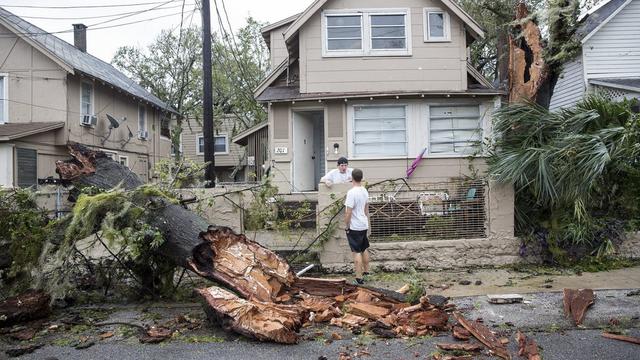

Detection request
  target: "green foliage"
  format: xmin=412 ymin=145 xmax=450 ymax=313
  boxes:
xmin=0 ymin=188 xmax=51 ymax=286
xmin=489 ymin=96 xmax=640 ymax=262
xmin=55 ymin=186 xmax=178 ymax=298
xmin=153 ymin=158 xmax=208 ymax=190
xmin=244 ymin=177 xmax=279 ymax=231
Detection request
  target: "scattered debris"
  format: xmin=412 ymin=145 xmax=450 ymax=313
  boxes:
xmin=436 ymin=342 xmax=484 ymax=351
xmin=459 ymin=280 xmax=472 ymax=286
xmin=396 ymin=284 xmax=411 ymax=294
xmin=0 ymin=290 xmax=50 ymax=326
xmin=516 ymin=330 xmax=541 ymax=360
xmin=453 ymin=312 xmax=511 ymax=360
xmin=563 ymin=288 xmax=595 ymax=326
xmin=602 ymin=332 xmax=640 ymax=345
xmin=452 ymin=325 xmax=471 ymax=341
xmin=139 ymin=326 xmax=174 ymax=344
xmin=8 ymin=328 xmax=37 ymax=341
xmin=487 ymin=294 xmax=524 ymax=304
xmin=99 ymin=331 xmax=114 ymax=339
xmin=626 ymin=290 xmax=640 ymax=297
xmin=5 ymin=343 xmax=44 ymax=357
xmin=475 ymin=280 xmax=482 ymax=286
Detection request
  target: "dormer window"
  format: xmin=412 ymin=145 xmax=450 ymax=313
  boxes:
xmin=323 ymin=9 xmax=411 ymax=57
xmin=424 ymin=8 xmax=450 ymax=42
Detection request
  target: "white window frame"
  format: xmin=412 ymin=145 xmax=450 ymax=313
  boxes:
xmin=80 ymin=80 xmax=94 ymax=119
xmin=197 ymin=133 xmax=229 ymax=155
xmin=118 ymin=155 xmax=129 ymax=168
xmin=322 ymin=8 xmax=412 ymax=57
xmin=423 ymin=8 xmax=451 ymax=42
xmin=348 ymin=103 xmax=409 ymax=159
xmin=214 ymin=134 xmax=229 ymax=155
xmin=0 ymin=73 xmax=8 ymax=124
xmin=102 ymin=150 xmax=117 ymax=161
xmin=426 ymin=104 xmax=485 ymax=157
xmin=138 ymin=104 xmax=147 ymax=132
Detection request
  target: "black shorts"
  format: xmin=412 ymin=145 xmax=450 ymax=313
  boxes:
xmin=346 ymin=229 xmax=369 ymax=253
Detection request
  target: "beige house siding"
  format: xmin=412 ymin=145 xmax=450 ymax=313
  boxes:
xmin=0 ymin=23 xmax=68 ymax=126
xmin=269 ymin=25 xmax=290 ymax=69
xmin=0 ymin=22 xmax=172 ymax=185
xmin=270 ymin=97 xmax=497 ymax=194
xmin=298 ymin=0 xmax=468 ymax=94
xmin=181 ymin=116 xmax=247 ymax=181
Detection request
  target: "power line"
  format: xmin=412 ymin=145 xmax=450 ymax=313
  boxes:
xmin=0 ymin=1 xmax=182 ymax=9
xmin=15 ymin=3 xmax=191 ymax=21
xmin=88 ymin=0 xmax=175 ymax=28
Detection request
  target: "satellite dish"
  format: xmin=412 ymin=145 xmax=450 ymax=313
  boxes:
xmin=106 ymin=113 xmax=120 ymax=129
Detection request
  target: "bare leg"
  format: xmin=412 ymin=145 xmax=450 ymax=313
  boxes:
xmin=352 ymin=252 xmax=363 ymax=279
xmin=362 ymin=249 xmax=370 ymax=273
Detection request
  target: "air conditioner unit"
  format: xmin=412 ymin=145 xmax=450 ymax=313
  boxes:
xmin=137 ymin=130 xmax=149 ymax=139
xmin=81 ymin=114 xmax=97 ymax=126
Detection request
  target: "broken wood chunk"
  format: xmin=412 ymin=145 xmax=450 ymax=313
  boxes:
xmin=196 ymin=286 xmax=303 ymax=344
xmin=396 ymin=284 xmax=411 ymax=294
xmin=436 ymin=342 xmax=484 ymax=352
xmin=338 ymin=314 xmax=369 ymax=329
xmin=0 ymin=290 xmax=50 ymax=327
xmin=602 ymin=332 xmax=640 ymax=345
xmin=189 ymin=227 xmax=296 ymax=303
xmin=563 ymin=288 xmax=595 ymax=326
xmin=408 ymin=309 xmax=449 ymax=331
xmin=452 ymin=325 xmax=471 ymax=341
xmin=453 ymin=312 xmax=511 ymax=360
xmin=139 ymin=326 xmax=173 ymax=344
xmin=420 ymin=294 xmax=449 ymax=309
xmin=516 ymin=330 xmax=541 ymax=360
xmin=487 ymin=294 xmax=524 ymax=304
xmin=346 ymin=302 xmax=391 ymax=320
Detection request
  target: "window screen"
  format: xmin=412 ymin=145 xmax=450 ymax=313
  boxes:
xmin=353 ymin=106 xmax=407 ymax=157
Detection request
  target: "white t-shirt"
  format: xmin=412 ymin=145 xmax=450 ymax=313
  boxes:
xmin=322 ymin=168 xmax=353 ymax=184
xmin=345 ymin=186 xmax=369 ymax=231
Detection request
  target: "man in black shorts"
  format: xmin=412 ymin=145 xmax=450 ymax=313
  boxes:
xmin=344 ymin=169 xmax=370 ymax=284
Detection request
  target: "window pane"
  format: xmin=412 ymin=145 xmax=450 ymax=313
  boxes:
xmin=429 ymin=106 xmax=482 ymax=154
xmin=429 ymin=12 xmax=445 ymax=38
xmin=372 ymin=38 xmax=406 ymax=49
xmin=327 ymin=27 xmax=362 ymax=39
xmin=81 ymin=83 xmax=92 ymax=115
xmin=198 ymin=137 xmax=204 ymax=153
xmin=138 ymin=106 xmax=146 ymax=130
xmin=371 ymin=26 xmax=405 ymax=38
xmin=16 ymin=148 xmax=37 ymax=188
xmin=328 ymin=39 xmax=362 ymax=50
xmin=214 ymin=136 xmax=227 ymax=153
xmin=353 ymin=106 xmax=407 ymax=157
xmin=327 ymin=15 xmax=361 ymax=26
xmin=371 ymin=14 xmax=404 ymax=26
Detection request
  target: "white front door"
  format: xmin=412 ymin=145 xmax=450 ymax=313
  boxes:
xmin=293 ymin=112 xmax=315 ymax=192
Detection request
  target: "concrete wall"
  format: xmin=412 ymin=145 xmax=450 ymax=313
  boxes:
xmin=298 ymin=0 xmax=468 ymax=93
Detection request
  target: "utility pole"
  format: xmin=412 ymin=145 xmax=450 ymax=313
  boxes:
xmin=202 ymin=0 xmax=215 ymax=187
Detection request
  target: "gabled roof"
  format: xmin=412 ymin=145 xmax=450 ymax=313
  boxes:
xmin=0 ymin=7 xmax=176 ymax=114
xmin=232 ymin=122 xmax=268 ymax=146
xmin=283 ymin=0 xmax=484 ymax=44
xmin=577 ymin=0 xmax=631 ymax=43
xmin=260 ymin=13 xmax=301 ymax=49
xmin=253 ymin=58 xmax=289 ymax=98
xmin=0 ymin=122 xmax=64 ymax=141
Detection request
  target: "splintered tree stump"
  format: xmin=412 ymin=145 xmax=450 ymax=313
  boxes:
xmin=516 ymin=330 xmax=542 ymax=360
xmin=196 ymin=287 xmax=304 ymax=344
xmin=453 ymin=312 xmax=511 ymax=360
xmin=563 ymin=288 xmax=595 ymax=326
xmin=0 ymin=290 xmax=50 ymax=326
xmin=508 ymin=2 xmax=547 ymax=104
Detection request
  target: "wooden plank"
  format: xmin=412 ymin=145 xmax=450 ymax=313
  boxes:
xmin=347 ymin=303 xmax=391 ymax=320
xmin=602 ymin=332 xmax=640 ymax=345
xmin=453 ymin=312 xmax=511 ymax=360
xmin=563 ymin=288 xmax=595 ymax=326
xmin=516 ymin=330 xmax=542 ymax=360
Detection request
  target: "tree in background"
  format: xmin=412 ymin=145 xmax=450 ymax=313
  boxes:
xmin=112 ymin=18 xmax=269 ymax=157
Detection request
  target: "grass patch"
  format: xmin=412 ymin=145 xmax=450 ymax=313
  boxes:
xmin=178 ymin=335 xmax=225 ymax=343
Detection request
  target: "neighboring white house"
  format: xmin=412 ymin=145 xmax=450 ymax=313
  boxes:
xmin=550 ymin=0 xmax=640 ymax=110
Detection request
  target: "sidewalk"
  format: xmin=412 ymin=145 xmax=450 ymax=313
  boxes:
xmin=367 ymin=265 xmax=640 ymax=298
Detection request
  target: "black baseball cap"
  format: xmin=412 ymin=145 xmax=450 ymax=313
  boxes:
xmin=337 ymin=157 xmax=348 ymax=165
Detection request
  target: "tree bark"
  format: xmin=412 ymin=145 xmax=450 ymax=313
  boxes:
xmin=0 ymin=290 xmax=50 ymax=327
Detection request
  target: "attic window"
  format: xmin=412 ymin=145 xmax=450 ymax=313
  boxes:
xmin=323 ymin=9 xmax=411 ymax=57
xmin=424 ymin=8 xmax=450 ymax=42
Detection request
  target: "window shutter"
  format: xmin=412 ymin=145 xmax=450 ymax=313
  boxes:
xmin=16 ymin=148 xmax=37 ymax=188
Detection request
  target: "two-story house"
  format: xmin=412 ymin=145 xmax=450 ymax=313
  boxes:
xmin=254 ymin=0 xmax=519 ymax=270
xmin=550 ymin=0 xmax=640 ymax=110
xmin=180 ymin=115 xmax=248 ymax=183
xmin=0 ymin=7 xmax=176 ymax=188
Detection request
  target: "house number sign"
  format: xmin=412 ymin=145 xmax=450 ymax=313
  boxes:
xmin=274 ymin=147 xmax=288 ymax=154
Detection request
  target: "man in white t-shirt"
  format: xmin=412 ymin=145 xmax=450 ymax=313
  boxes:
xmin=320 ymin=157 xmax=352 ymax=187
xmin=344 ymin=168 xmax=370 ymax=285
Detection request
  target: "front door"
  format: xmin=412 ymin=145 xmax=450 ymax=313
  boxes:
xmin=293 ymin=111 xmax=315 ymax=192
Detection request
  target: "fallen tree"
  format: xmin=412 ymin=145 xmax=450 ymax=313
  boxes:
xmin=53 ymin=144 xmax=454 ymax=344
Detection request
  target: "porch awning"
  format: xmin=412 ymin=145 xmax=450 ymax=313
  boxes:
xmin=0 ymin=122 xmax=64 ymax=141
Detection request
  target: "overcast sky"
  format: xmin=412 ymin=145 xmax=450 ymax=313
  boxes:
xmin=1 ymin=0 xmax=309 ymax=63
